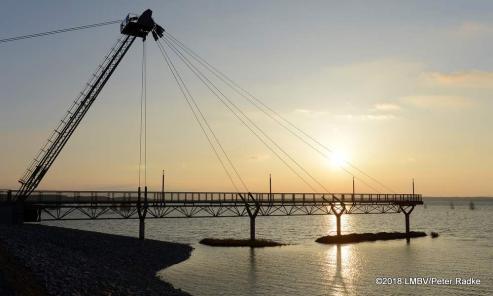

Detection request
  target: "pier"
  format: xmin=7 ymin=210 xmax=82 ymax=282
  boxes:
xmin=1 ymin=190 xmax=422 ymax=240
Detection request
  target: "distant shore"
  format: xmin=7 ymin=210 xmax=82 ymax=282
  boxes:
xmin=0 ymin=224 xmax=192 ymax=296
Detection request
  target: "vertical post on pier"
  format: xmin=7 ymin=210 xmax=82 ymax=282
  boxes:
xmin=269 ymin=173 xmax=272 ymax=203
xmin=352 ymin=176 xmax=355 ymax=202
xmin=161 ymin=170 xmax=165 ymax=203
xmin=412 ymin=178 xmax=415 ymax=195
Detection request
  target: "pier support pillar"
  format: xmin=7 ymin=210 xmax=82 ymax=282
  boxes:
xmin=139 ymin=219 xmax=145 ymax=240
xmin=137 ymin=186 xmax=148 ymax=240
xmin=405 ymin=214 xmax=410 ymax=234
xmin=240 ymin=193 xmax=260 ymax=241
xmin=336 ymin=214 xmax=342 ymax=236
xmin=246 ymin=206 xmax=260 ymax=241
xmin=399 ymin=205 xmax=415 ymax=236
xmin=331 ymin=203 xmax=346 ymax=236
xmin=250 ymin=215 xmax=256 ymax=241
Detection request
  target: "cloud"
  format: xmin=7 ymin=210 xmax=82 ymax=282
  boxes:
xmin=455 ymin=21 xmax=493 ymax=37
xmin=424 ymin=70 xmax=493 ymax=88
xmin=334 ymin=102 xmax=400 ymax=121
xmin=402 ymin=95 xmax=474 ymax=109
xmin=294 ymin=108 xmax=329 ymax=118
xmin=364 ymin=114 xmax=396 ymax=120
xmin=335 ymin=114 xmax=396 ymax=121
xmin=373 ymin=103 xmax=401 ymax=111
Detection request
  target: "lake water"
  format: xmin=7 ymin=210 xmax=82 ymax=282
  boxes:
xmin=43 ymin=198 xmax=492 ymax=295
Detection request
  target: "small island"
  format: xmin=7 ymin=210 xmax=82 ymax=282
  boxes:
xmin=200 ymin=238 xmax=285 ymax=247
xmin=316 ymin=231 xmax=427 ymax=244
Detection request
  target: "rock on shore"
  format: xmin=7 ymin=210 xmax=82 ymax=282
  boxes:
xmin=0 ymin=224 xmax=193 ymax=296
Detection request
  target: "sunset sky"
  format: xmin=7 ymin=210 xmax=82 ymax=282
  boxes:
xmin=1 ymin=1 xmax=492 ymax=196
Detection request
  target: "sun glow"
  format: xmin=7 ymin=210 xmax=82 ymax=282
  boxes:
xmin=328 ymin=151 xmax=349 ymax=169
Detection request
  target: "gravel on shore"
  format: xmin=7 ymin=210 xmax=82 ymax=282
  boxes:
xmin=0 ymin=270 xmax=15 ymax=296
xmin=0 ymin=224 xmax=193 ymax=296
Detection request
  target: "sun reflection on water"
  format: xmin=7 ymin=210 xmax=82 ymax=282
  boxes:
xmin=322 ymin=244 xmax=355 ymax=295
xmin=321 ymin=213 xmax=360 ymax=295
xmin=324 ymin=211 xmax=352 ymax=235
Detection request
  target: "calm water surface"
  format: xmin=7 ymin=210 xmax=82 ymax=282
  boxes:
xmin=44 ymin=198 xmax=492 ymax=295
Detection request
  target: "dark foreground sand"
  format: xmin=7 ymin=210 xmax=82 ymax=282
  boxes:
xmin=0 ymin=224 xmax=193 ymax=296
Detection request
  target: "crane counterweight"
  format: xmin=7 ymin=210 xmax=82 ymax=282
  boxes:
xmin=121 ymin=9 xmax=163 ymax=40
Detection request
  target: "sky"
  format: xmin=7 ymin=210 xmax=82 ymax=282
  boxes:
xmin=1 ymin=0 xmax=492 ymax=196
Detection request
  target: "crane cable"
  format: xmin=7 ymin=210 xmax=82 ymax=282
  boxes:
xmin=0 ymin=18 xmax=395 ymax=193
xmin=138 ymin=41 xmax=147 ymax=188
xmin=159 ymin=37 xmax=326 ymax=193
xmin=0 ymin=20 xmax=121 ymax=44
xmin=162 ymin=31 xmax=395 ymax=194
xmin=0 ymin=17 xmax=394 ymax=193
xmin=155 ymin=39 xmax=246 ymax=192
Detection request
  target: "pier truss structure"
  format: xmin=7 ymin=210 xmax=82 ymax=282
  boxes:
xmin=1 ymin=190 xmax=422 ymax=239
xmin=1 ymin=190 xmax=421 ymax=220
xmin=0 ymin=190 xmax=421 ymax=234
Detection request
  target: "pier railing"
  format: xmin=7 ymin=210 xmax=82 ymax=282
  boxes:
xmin=0 ymin=190 xmax=422 ymax=205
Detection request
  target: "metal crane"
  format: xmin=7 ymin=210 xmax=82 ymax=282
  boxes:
xmin=16 ymin=9 xmax=164 ymax=203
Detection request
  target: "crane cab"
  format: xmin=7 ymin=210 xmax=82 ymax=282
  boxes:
xmin=120 ymin=9 xmax=156 ymax=39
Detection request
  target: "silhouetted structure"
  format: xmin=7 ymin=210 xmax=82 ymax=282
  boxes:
xmin=0 ymin=9 xmax=424 ymax=242
xmin=1 ymin=190 xmax=422 ymax=240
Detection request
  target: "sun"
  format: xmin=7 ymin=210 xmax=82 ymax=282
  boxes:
xmin=328 ymin=151 xmax=348 ymax=169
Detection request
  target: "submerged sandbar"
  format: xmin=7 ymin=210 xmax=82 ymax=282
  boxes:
xmin=316 ymin=231 xmax=427 ymax=244
xmin=200 ymin=238 xmax=285 ymax=247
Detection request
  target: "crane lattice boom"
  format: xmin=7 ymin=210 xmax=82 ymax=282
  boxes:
xmin=16 ymin=9 xmax=162 ymax=200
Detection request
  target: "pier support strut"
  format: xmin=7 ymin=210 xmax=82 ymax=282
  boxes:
xmin=246 ymin=204 xmax=260 ymax=241
xmin=240 ymin=193 xmax=260 ymax=241
xmin=399 ymin=205 xmax=415 ymax=236
xmin=137 ymin=186 xmax=148 ymax=240
xmin=331 ymin=203 xmax=346 ymax=236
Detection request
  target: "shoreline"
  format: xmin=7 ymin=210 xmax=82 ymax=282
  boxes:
xmin=0 ymin=224 xmax=193 ymax=296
